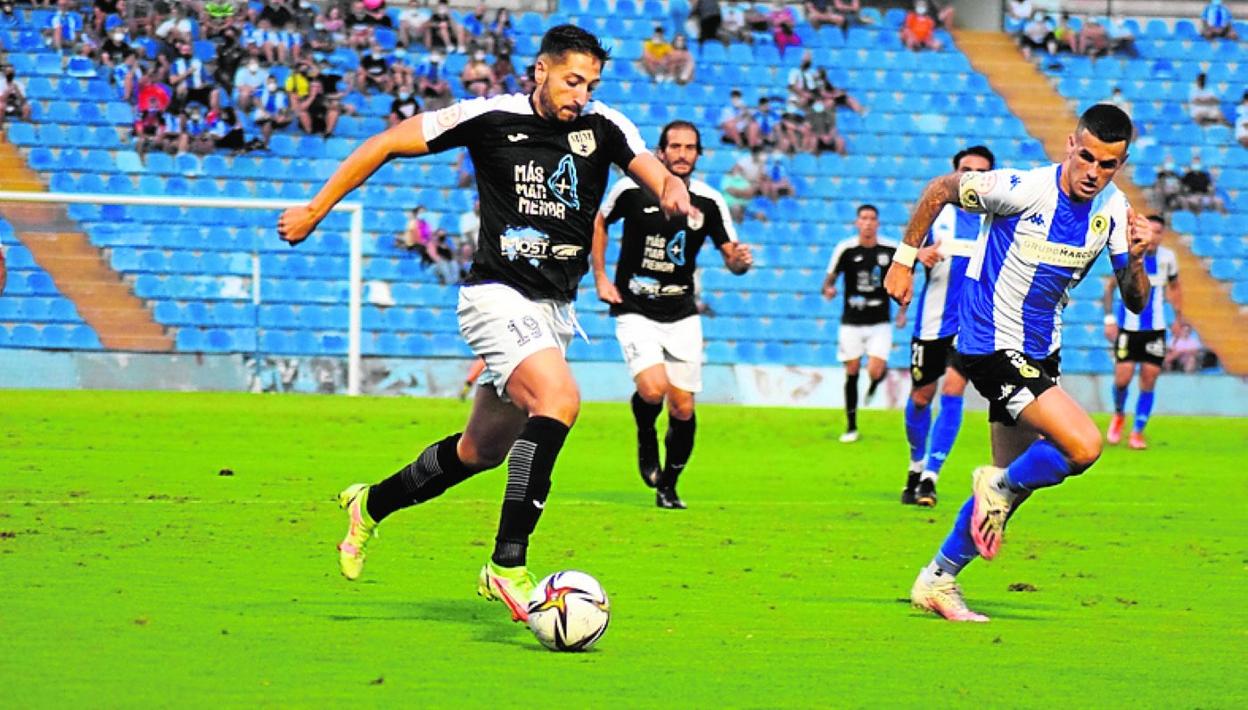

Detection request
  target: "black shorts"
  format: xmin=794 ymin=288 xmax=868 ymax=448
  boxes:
xmin=910 ymin=335 xmax=965 ymax=388
xmin=1114 ymin=329 xmax=1165 ymax=366
xmin=960 ymin=349 xmax=1061 ymax=425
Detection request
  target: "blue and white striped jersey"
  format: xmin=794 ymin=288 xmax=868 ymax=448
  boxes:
xmin=956 ymin=164 xmax=1131 ymax=357
xmin=1115 ymin=246 xmax=1177 ymax=332
xmin=913 ymin=204 xmax=984 ymax=340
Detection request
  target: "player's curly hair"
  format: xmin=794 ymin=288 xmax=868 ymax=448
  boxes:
xmin=539 ymin=24 xmax=611 ymax=65
xmin=1078 ymin=104 xmax=1134 ymax=147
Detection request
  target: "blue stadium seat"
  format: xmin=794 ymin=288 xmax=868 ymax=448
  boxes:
xmin=69 ymin=325 xmax=101 ymax=349
xmin=176 ymin=328 xmax=207 ymax=351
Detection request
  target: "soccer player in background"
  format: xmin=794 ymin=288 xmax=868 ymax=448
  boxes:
xmin=899 ymin=146 xmax=994 ymax=507
xmin=821 ymin=205 xmax=904 ymax=443
xmin=592 ymin=120 xmax=754 ymax=509
xmin=885 ymin=104 xmax=1152 ymax=621
xmin=277 ymin=25 xmax=696 ymax=623
xmin=1102 ymin=214 xmax=1181 ymax=450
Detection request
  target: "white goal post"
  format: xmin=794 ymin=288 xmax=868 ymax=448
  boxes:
xmin=0 ymin=191 xmax=367 ymax=395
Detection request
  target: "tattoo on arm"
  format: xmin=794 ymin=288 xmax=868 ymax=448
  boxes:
xmin=1114 ymin=260 xmax=1149 ymax=314
xmin=902 ymin=173 xmax=961 ymax=249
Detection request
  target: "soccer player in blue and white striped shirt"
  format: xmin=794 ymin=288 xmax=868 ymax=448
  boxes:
xmin=899 ymin=146 xmax=993 ymax=508
xmin=885 ymin=104 xmax=1153 ymax=621
xmin=1102 ymin=214 xmax=1182 ymax=450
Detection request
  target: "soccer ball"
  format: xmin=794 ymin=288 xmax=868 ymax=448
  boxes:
xmin=526 ymin=570 xmax=610 ymax=652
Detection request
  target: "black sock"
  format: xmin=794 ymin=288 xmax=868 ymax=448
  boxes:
xmin=866 ymin=373 xmax=885 ymax=398
xmin=631 ymin=391 xmax=662 ymax=433
xmin=845 ymin=373 xmax=859 ymax=431
xmin=366 ymin=433 xmax=481 ymax=523
xmin=492 ymin=416 xmax=570 ymax=568
xmin=660 ymin=413 xmax=696 ymax=489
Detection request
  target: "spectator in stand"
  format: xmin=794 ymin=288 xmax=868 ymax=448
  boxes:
xmin=804 ymin=0 xmax=850 ymax=32
xmin=317 ymin=4 xmax=348 ymax=45
xmin=754 ymin=96 xmax=783 ymax=148
xmin=1006 ymin=0 xmax=1033 ymax=27
xmin=1076 ymin=17 xmax=1111 ymax=57
xmin=345 ymin=1 xmax=375 ymax=50
xmin=1200 ymin=0 xmax=1238 ymax=40
xmin=455 ymin=149 xmax=474 ymax=188
xmin=1103 ymin=15 xmax=1138 ymax=57
xmin=422 ymin=0 xmax=459 ymax=53
xmin=208 ymin=106 xmax=252 ymax=153
xmin=259 ymin=0 xmax=297 ymax=34
xmin=667 ymin=34 xmax=695 ymax=85
xmin=776 ymin=109 xmax=812 ymax=155
xmin=213 ymin=25 xmax=247 ymax=92
xmin=284 ymin=61 xmax=312 ymax=100
xmin=735 ymin=148 xmax=792 ymax=200
xmin=202 ymin=1 xmax=240 ymax=39
xmin=357 ymin=40 xmax=393 ymax=94
xmin=296 ymin=63 xmax=341 ymax=137
xmin=154 ymin=4 xmax=194 ymax=45
xmin=181 ymin=104 xmax=215 ymax=155
xmin=769 ymin=0 xmax=802 ymax=55
xmin=492 ymin=49 xmax=520 ymax=94
xmin=807 ymin=100 xmax=845 ymax=154
xmin=719 ymin=89 xmax=761 ymax=148
xmin=388 ymin=85 xmax=420 ymax=127
xmin=360 ymin=0 xmax=394 ymax=31
xmin=641 ymin=26 xmax=674 ymax=83
xmin=48 ymin=0 xmax=86 ymax=54
xmin=1189 ymin=73 xmax=1228 ymax=126
xmin=1153 ymin=156 xmax=1184 ymax=211
xmin=170 ymin=42 xmax=221 ymax=112
xmin=928 ymin=0 xmax=955 ymax=29
xmin=416 ymin=49 xmax=453 ymax=110
xmin=461 ymin=48 xmax=495 ymax=97
xmin=0 ymin=2 xmax=22 ymax=30
xmin=1235 ymin=90 xmax=1248 ymax=148
xmin=398 ymin=206 xmax=432 ymax=251
xmin=0 ymin=65 xmax=31 ymax=124
xmin=133 ymin=102 xmax=169 ymax=158
xmin=901 ymin=1 xmax=942 ymax=51
xmin=720 ymin=165 xmax=755 ymax=222
xmin=395 ymin=2 xmax=428 ymax=48
xmin=815 ymin=68 xmax=864 ymax=114
xmin=135 ymin=72 xmax=172 ymax=113
xmin=98 ymin=18 xmax=134 ymax=74
xmin=788 ymin=51 xmax=820 ymax=109
xmin=456 ymin=238 xmax=474 ymax=282
xmin=1017 ymin=10 xmax=1057 ymax=58
xmin=253 ymin=75 xmax=294 ymax=147
xmin=692 ymin=0 xmax=723 ymax=47
xmin=117 ymin=52 xmax=144 ymax=102
xmin=1106 ymin=86 xmax=1133 ymax=118
xmin=720 ymin=2 xmax=752 ymax=44
xmin=487 ymin=8 xmax=516 ymax=55
xmin=1053 ymin=12 xmax=1077 ymax=53
xmin=459 ymin=3 xmax=490 ymax=51
xmin=1164 ymin=323 xmax=1203 ymax=372
xmin=1179 ymin=155 xmax=1226 ymax=213
xmin=458 ymin=198 xmax=480 ymax=250
xmin=232 ymin=56 xmax=268 ymax=113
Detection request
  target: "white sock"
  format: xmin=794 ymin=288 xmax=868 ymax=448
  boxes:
xmin=920 ymin=470 xmax=939 ymax=483
xmin=909 ymin=459 xmax=925 ymax=474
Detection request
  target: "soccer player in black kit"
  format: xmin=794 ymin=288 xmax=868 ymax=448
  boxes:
xmin=591 ymin=121 xmax=753 ymax=509
xmin=277 ymin=25 xmax=696 ymax=623
xmin=821 ymin=204 xmax=904 ymax=443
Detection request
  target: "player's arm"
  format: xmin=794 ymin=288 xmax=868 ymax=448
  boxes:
xmin=1167 ymin=272 xmax=1184 ymax=335
xmin=821 ymin=265 xmax=839 ymax=299
xmin=626 ymin=152 xmax=694 ymax=220
xmin=278 ymin=115 xmax=433 ymax=245
xmin=884 ymin=173 xmax=960 ymax=305
xmin=591 ymin=212 xmax=622 ymax=304
xmin=1113 ymin=208 xmax=1151 ymax=313
xmin=719 ymin=242 xmax=752 ymax=275
xmin=1101 ymin=276 xmax=1118 ymax=342
xmin=704 ymin=188 xmax=750 ymax=275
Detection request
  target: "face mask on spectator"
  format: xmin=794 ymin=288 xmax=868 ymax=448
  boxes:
xmin=473 ymin=51 xmax=485 ymax=61
xmin=1163 ymin=160 xmax=1175 ymax=172
xmin=112 ymin=31 xmax=125 ymax=42
xmin=431 ymin=52 xmax=444 ymax=63
xmin=811 ymin=102 xmax=825 ymax=113
xmin=399 ymin=91 xmax=411 ymax=100
xmin=248 ymin=59 xmax=260 ymax=71
xmin=266 ymin=80 xmax=278 ymax=91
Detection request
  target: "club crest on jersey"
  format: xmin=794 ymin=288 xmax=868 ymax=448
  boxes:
xmin=877 ymin=253 xmax=890 ymax=267
xmin=687 ymin=209 xmax=704 ymax=231
xmin=568 ymin=129 xmax=596 ymax=157
xmin=1090 ymin=214 xmax=1109 ymax=236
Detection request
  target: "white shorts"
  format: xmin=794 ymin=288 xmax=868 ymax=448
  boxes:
xmin=837 ymin=322 xmax=892 ymax=362
xmin=457 ymin=283 xmax=576 ymax=398
xmin=615 ymin=313 xmax=703 ymax=393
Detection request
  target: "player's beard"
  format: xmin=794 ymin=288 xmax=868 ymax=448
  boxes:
xmin=537 ymin=83 xmax=577 ymax=123
xmin=665 ymin=160 xmax=695 ymax=180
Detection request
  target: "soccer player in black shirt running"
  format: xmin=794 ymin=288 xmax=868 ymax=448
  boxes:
xmin=591 ymin=121 xmax=753 ymax=509
xmin=821 ymin=204 xmax=905 ymax=442
xmin=277 ymin=25 xmax=696 ymax=623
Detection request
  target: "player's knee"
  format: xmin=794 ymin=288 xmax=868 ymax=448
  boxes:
xmin=530 ymin=380 xmax=581 ymax=426
xmin=667 ymin=398 xmax=695 ymax=420
xmin=911 ymin=387 xmax=934 ymax=408
xmin=636 ymin=379 xmax=666 ymax=404
xmin=1064 ymin=429 xmax=1103 ymax=472
xmin=458 ymin=436 xmax=509 ymax=469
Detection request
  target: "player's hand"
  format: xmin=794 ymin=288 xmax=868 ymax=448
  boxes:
xmin=278 ymin=205 xmax=321 ymax=246
xmin=1126 ymin=207 xmax=1150 ymax=261
xmin=895 ymin=308 xmax=907 ymax=329
xmin=595 ymin=273 xmax=622 ymax=304
xmin=821 ymin=284 xmax=836 ymax=300
xmin=727 ymin=243 xmax=753 ymax=274
xmin=1103 ymin=322 xmax=1118 ymax=343
xmin=917 ymin=241 xmax=943 ymax=268
xmin=884 ymin=262 xmax=914 ymax=306
xmin=659 ymin=175 xmax=693 ymax=220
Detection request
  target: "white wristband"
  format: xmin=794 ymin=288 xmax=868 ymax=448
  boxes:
xmin=894 ymin=243 xmax=918 ymax=267
xmin=1103 ymin=315 xmax=1116 ymax=326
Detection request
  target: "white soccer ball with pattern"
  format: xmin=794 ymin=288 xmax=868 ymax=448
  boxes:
xmin=526 ymin=570 xmax=610 ymax=652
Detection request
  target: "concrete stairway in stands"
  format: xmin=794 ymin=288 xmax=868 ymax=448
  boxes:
xmin=0 ymin=139 xmax=173 ymax=352
xmin=951 ymin=29 xmax=1248 ymax=375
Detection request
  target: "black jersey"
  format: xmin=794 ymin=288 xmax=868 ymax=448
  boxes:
xmin=422 ymin=93 xmax=647 ymax=301
xmin=826 ymin=237 xmax=897 ymax=326
xmin=601 ymin=177 xmax=736 ymax=322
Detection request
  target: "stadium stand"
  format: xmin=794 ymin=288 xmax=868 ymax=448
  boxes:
xmin=0 ymin=218 xmax=102 ymax=349
xmin=3 ymin=0 xmax=1222 ymax=375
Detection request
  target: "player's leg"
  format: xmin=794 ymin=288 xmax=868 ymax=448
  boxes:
xmin=1130 ymin=362 xmax=1161 ymax=449
xmin=919 ymin=364 xmax=969 ymax=506
xmin=864 ymin=355 xmax=888 ymax=403
xmin=617 ymin=315 xmax=669 ymax=488
xmin=902 ymin=379 xmax=935 ymax=504
xmin=336 ymin=383 xmax=525 ymax=581
xmin=632 ymin=364 xmax=669 ymax=488
xmin=656 ymin=387 xmax=695 ymax=509
xmin=841 ymin=355 xmax=862 ymax=442
xmin=1108 ymin=358 xmax=1134 ymax=444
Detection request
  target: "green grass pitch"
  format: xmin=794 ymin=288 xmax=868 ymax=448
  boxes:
xmin=1 ymin=390 xmax=1245 ymax=707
